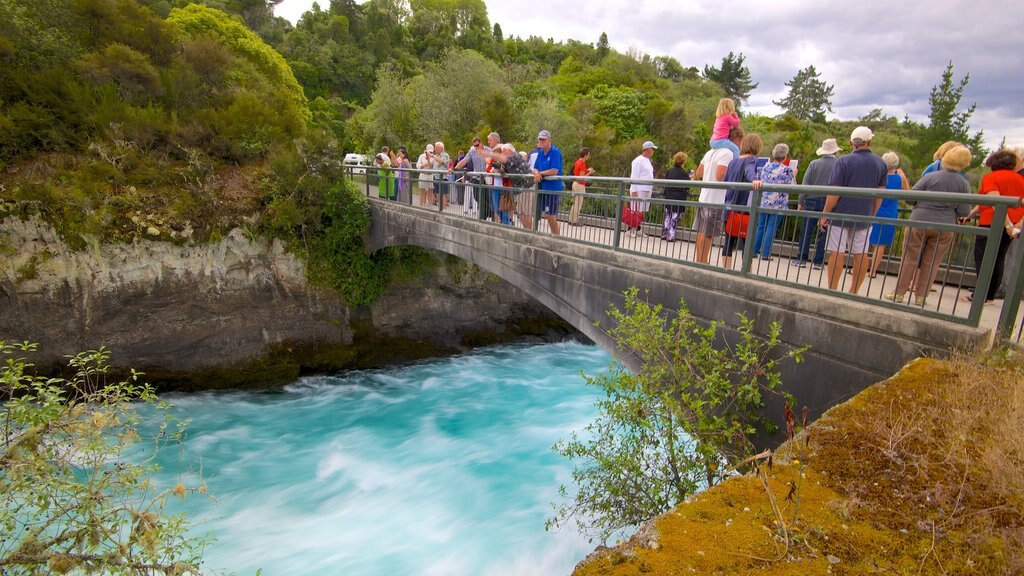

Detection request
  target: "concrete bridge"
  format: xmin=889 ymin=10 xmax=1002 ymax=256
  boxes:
xmin=365 ymin=195 xmax=1002 ymax=426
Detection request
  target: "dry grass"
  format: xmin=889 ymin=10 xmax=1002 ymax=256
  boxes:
xmin=573 ymin=350 xmax=1024 ymax=575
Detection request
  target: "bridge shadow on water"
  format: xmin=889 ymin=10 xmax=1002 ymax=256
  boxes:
xmin=362 ymin=179 xmax=1022 ymax=444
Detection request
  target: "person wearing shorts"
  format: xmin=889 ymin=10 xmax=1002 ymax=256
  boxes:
xmin=819 ymin=126 xmax=888 ymax=293
xmin=531 ymin=129 xmax=564 ymax=236
xmin=694 ymin=207 xmax=725 ymax=238
xmin=826 ymin=224 xmax=870 ymax=257
xmin=693 ymin=126 xmax=742 ymax=263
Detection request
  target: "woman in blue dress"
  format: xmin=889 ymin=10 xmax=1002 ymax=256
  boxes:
xmin=868 ymin=151 xmax=908 ymax=278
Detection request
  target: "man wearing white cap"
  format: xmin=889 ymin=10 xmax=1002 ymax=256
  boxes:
xmin=626 ymin=141 xmax=657 ymax=237
xmin=793 ymin=137 xmax=842 ymax=269
xmin=819 ymin=126 xmax=888 ymax=293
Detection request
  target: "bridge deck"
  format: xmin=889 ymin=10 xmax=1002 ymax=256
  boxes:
xmin=361 ymin=177 xmax=1024 ymax=344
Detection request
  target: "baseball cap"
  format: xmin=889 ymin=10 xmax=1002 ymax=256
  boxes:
xmin=642 ymin=141 xmax=658 ymax=151
xmin=537 ymin=130 xmax=551 ymax=140
xmin=425 ymin=143 xmax=434 ymax=153
xmin=850 ymin=126 xmax=874 ymax=142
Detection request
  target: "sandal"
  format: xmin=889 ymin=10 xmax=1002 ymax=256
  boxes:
xmin=884 ymin=292 xmax=906 ymax=303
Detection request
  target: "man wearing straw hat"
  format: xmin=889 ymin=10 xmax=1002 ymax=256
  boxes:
xmin=793 ymin=137 xmax=842 ymax=269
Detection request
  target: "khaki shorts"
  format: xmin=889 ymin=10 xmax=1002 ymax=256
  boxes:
xmin=518 ymin=190 xmax=536 ymax=217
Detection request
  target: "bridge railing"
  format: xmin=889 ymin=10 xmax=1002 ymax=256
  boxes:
xmin=347 ymin=165 xmax=1024 ymax=345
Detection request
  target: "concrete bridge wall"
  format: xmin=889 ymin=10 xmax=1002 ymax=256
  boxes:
xmin=367 ymin=200 xmax=991 ymax=428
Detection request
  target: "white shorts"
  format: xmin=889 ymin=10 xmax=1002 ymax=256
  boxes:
xmin=826 ymin=224 xmax=870 ymax=254
xmin=630 ymin=189 xmax=652 ymax=213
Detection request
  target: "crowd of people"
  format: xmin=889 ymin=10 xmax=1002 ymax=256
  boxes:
xmin=362 ymin=96 xmax=1024 ymax=301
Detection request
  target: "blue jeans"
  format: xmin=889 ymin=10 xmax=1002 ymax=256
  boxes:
xmin=753 ymin=212 xmax=783 ymax=259
xmin=710 ymin=138 xmax=740 ymax=158
xmin=797 ymin=196 xmax=827 ymax=265
xmin=491 ymin=188 xmax=510 ymax=225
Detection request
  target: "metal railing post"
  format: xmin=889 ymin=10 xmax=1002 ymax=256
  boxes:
xmin=741 ymin=189 xmax=762 ymax=274
xmin=969 ymin=205 xmax=1008 ymax=324
xmin=533 ymin=184 xmax=541 ymax=233
xmin=996 ymin=234 xmax=1024 ymax=342
xmin=479 ymin=178 xmax=488 ymax=221
xmin=612 ymin=181 xmax=626 ymax=249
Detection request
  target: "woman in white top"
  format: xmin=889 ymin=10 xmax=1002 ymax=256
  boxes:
xmin=417 ymin=144 xmax=435 ymax=206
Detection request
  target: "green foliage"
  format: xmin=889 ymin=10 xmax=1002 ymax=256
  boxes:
xmin=0 ymin=342 xmax=207 ymax=574
xmin=773 ymin=65 xmax=834 ymax=123
xmin=305 ymin=178 xmax=434 ymax=306
xmin=168 ymin=4 xmax=310 ymax=126
xmin=408 ymin=0 xmax=495 ymax=61
xmin=702 ymin=51 xmax=759 ymax=107
xmin=588 ymin=85 xmax=653 ymax=141
xmin=548 ymin=288 xmax=806 ymax=543
xmin=918 ymin=61 xmax=985 ymax=166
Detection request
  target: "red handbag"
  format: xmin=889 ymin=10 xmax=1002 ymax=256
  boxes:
xmin=725 ymin=211 xmax=750 ymax=238
xmin=622 ymin=206 xmax=643 ymax=228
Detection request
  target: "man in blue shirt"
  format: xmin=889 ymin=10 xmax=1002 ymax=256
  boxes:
xmin=819 ymin=126 xmax=888 ymax=293
xmin=532 ymin=130 xmax=565 ymax=236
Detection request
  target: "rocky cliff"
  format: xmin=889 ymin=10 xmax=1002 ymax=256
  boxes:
xmin=0 ymin=217 xmax=578 ymax=389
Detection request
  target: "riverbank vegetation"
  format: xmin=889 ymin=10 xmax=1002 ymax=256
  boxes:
xmin=0 ymin=0 xmax=987 ymax=305
xmin=573 ymin=351 xmax=1024 ymax=575
xmin=0 ymin=342 xmax=207 ymax=573
xmin=547 ymin=288 xmax=805 ymax=543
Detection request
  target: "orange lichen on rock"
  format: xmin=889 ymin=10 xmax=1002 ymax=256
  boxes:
xmin=574 ymin=354 xmax=1024 ymax=576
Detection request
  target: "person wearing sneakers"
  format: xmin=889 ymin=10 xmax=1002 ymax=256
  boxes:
xmin=885 ymin=144 xmax=973 ymax=306
xmin=694 ymin=126 xmax=744 ymax=263
xmin=628 ymin=141 xmax=657 ymax=237
xmin=793 ymin=138 xmax=842 ymax=269
xmin=819 ymin=126 xmax=888 ymax=294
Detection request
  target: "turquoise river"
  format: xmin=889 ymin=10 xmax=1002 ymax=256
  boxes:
xmin=146 ymin=342 xmax=611 ymax=575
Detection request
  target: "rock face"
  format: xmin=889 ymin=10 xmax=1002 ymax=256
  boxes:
xmin=0 ymin=217 xmax=577 ymax=389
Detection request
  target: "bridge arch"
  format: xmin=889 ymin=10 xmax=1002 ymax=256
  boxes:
xmin=366 ymin=199 xmax=989 ymax=425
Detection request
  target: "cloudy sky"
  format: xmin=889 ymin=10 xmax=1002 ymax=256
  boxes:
xmin=275 ymin=0 xmax=1023 ymax=149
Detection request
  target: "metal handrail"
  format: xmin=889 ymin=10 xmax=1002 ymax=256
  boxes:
xmin=383 ymin=167 xmax=1022 ymax=208
xmin=351 ymin=165 xmax=1024 ymax=344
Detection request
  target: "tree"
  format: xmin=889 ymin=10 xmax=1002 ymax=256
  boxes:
xmin=595 ymin=32 xmax=609 ymax=62
xmin=1 ymin=342 xmax=207 ymax=574
xmin=653 ymin=55 xmax=685 ymax=82
xmin=547 ymin=288 xmax=804 ymax=543
xmin=919 ymin=61 xmax=985 ymax=164
xmin=702 ymin=51 xmax=758 ymax=106
xmin=773 ymin=65 xmax=834 ymax=123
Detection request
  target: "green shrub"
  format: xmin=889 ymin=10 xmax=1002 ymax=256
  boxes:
xmin=548 ymin=288 xmax=807 ymax=543
xmin=76 ymin=43 xmax=163 ymax=104
xmin=168 ymin=4 xmax=310 ymax=127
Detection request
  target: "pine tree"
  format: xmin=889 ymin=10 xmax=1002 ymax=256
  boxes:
xmin=920 ymin=61 xmax=985 ymax=163
xmin=596 ymin=31 xmax=609 ymax=62
xmin=702 ymin=51 xmax=758 ymax=106
xmin=773 ymin=65 xmax=834 ymax=123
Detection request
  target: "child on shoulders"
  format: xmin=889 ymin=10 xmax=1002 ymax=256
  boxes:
xmin=710 ymin=97 xmax=741 ymax=157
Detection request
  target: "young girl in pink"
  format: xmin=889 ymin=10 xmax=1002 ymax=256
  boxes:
xmin=710 ymin=97 xmax=741 ymax=157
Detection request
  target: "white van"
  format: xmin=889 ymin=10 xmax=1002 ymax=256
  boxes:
xmin=343 ymin=153 xmax=370 ymax=175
